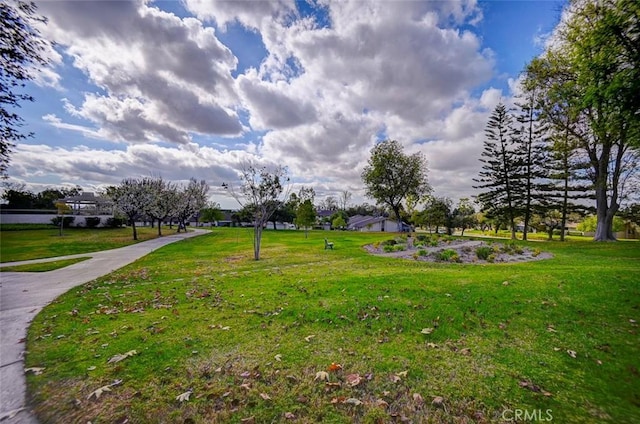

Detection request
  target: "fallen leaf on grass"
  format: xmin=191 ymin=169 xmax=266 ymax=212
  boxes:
xmin=328 ymin=362 xmax=342 ymax=372
xmin=176 ymin=390 xmax=192 ymax=402
xmin=426 ymin=342 xmax=439 ymax=349
xmin=87 ymin=380 xmax=123 ymax=401
xmin=304 ymin=335 xmax=316 ymax=342
xmin=107 ymin=350 xmax=138 ymax=364
xmin=259 ymin=393 xmax=271 ymax=400
xmin=274 ymin=354 xmax=282 ymax=362
xmin=345 ymin=398 xmax=363 ymax=406
xmin=420 ymin=328 xmax=434 ymax=335
xmin=284 ymin=412 xmax=296 ymax=419
xmin=390 ymin=371 xmax=408 ymax=383
xmin=412 ymin=393 xmax=424 ymax=406
xmin=519 ymin=381 xmax=552 ymax=397
xmin=346 ymin=374 xmax=362 ymax=387
xmin=431 ymin=396 xmax=445 ymax=408
xmin=375 ymin=399 xmax=389 ymax=408
xmin=25 ymin=367 xmax=45 ymax=375
xmin=240 ymin=417 xmax=255 ymax=424
xmin=314 ymin=371 xmax=330 ymax=382
xmin=567 ymin=350 xmax=577 ymax=358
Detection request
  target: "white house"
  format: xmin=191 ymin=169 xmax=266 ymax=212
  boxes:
xmin=347 ymin=215 xmax=406 ymax=232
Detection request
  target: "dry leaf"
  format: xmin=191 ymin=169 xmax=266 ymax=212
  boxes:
xmin=325 ymin=382 xmax=341 ymax=390
xmin=284 ymin=412 xmax=296 ymax=420
xmin=328 ymin=362 xmax=342 ymax=372
xmin=420 ymin=328 xmax=434 ymax=335
xmin=274 ymin=354 xmax=282 ymax=362
xmin=241 ymin=417 xmax=255 ymax=424
xmin=87 ymin=366 xmax=97 ymax=371
xmin=375 ymin=399 xmax=389 ymax=408
xmin=459 ymin=348 xmax=471 ymax=356
xmin=396 ymin=370 xmax=408 ymax=378
xmin=412 ymin=393 xmax=424 ymax=405
xmin=87 ymin=379 xmax=122 ymax=401
xmin=176 ymin=390 xmax=192 ymax=402
xmin=259 ymin=393 xmax=271 ymax=400
xmin=25 ymin=367 xmax=45 ymax=375
xmin=315 ymin=371 xmax=330 ymax=382
xmin=345 ymin=398 xmax=363 ymax=406
xmin=87 ymin=385 xmax=111 ymax=400
xmin=331 ymin=396 xmax=346 ymax=404
xmin=107 ymin=350 xmax=138 ymax=364
xmin=304 ymin=335 xmax=316 ymax=342
xmin=432 ymin=396 xmax=445 ymax=408
xmin=426 ymin=342 xmax=439 ymax=349
xmin=346 ymin=374 xmax=362 ymax=387
xmin=567 ymin=350 xmax=577 ymax=358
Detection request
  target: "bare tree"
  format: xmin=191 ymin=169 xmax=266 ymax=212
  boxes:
xmin=339 ymin=190 xmax=352 ymax=211
xmin=111 ymin=178 xmax=153 ymax=240
xmin=174 ymin=178 xmax=208 ymax=232
xmin=223 ymin=163 xmax=289 ymax=260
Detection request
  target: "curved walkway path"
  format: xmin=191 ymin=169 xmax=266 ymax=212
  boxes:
xmin=0 ymin=229 xmax=208 ymax=423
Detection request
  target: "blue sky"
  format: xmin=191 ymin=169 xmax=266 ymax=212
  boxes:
xmin=7 ymin=0 xmax=565 ymax=208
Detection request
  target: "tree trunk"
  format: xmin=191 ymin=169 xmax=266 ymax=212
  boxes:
xmin=253 ymin=224 xmax=262 ymax=260
xmin=131 ymin=221 xmax=138 ymax=241
xmin=157 ymin=219 xmax=162 ymax=236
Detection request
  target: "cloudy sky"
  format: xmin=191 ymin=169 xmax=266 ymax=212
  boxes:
xmin=8 ymin=0 xmax=565 ymax=209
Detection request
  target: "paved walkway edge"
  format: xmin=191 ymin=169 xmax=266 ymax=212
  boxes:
xmin=0 ymin=229 xmax=207 ymax=423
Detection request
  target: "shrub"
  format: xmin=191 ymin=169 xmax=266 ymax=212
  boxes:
xmin=532 ymin=248 xmax=541 ymax=257
xmin=476 ymin=246 xmax=493 ymax=260
xmin=393 ymin=244 xmax=406 ymax=252
xmin=417 ymin=249 xmax=428 ymax=257
xmin=381 ymin=239 xmax=397 ymax=246
xmin=435 ymin=249 xmax=459 ymax=262
xmin=416 ymin=234 xmax=428 ymax=242
xmin=487 ymin=254 xmax=496 ymax=263
xmin=51 ymin=216 xmax=75 ymax=228
xmin=383 ymin=245 xmax=395 ymax=253
xmin=84 ymin=217 xmax=101 ymax=228
xmin=106 ymin=217 xmax=126 ymax=228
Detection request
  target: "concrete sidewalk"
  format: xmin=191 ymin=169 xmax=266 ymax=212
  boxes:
xmin=0 ymin=229 xmax=208 ymax=423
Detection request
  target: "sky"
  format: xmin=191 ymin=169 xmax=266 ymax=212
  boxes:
xmin=6 ymin=0 xmax=566 ymax=209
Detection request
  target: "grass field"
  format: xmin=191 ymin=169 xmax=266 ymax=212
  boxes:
xmin=0 ymin=226 xmax=180 ymax=263
xmin=0 ymin=257 xmax=91 ymax=272
xmin=24 ymin=228 xmax=640 ymax=423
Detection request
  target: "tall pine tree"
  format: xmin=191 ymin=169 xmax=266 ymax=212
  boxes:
xmin=474 ymin=103 xmax=523 ymax=240
xmin=514 ymin=85 xmax=548 ymax=240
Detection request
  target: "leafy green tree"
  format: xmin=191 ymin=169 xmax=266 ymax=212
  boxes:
xmin=362 ymin=140 xmax=431 ymax=232
xmin=295 ymin=199 xmax=316 ymax=238
xmin=452 ymin=198 xmax=477 ymax=236
xmin=200 ymin=201 xmax=223 ymax=225
xmin=1 ymin=1 xmax=50 ymax=176
xmin=474 ymin=103 xmax=523 ymax=239
xmin=421 ymin=196 xmax=452 ymax=234
xmin=526 ymin=0 xmax=640 ymax=240
xmin=332 ymin=214 xmax=347 ymax=230
xmin=224 ymin=163 xmax=289 ymax=260
xmin=293 ymin=187 xmax=315 ymax=237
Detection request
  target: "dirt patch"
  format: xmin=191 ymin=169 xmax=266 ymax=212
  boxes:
xmin=365 ymin=237 xmax=553 ymax=264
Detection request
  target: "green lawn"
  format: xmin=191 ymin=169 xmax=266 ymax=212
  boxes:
xmin=24 ymin=229 xmax=640 ymax=423
xmin=0 ymin=257 xmax=91 ymax=272
xmin=0 ymin=226 xmax=180 ymax=263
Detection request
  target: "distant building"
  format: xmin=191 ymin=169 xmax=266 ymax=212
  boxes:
xmin=347 ymin=215 xmax=408 ymax=232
